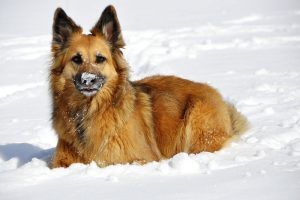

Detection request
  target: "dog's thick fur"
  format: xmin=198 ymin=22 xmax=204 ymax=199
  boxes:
xmin=50 ymin=5 xmax=248 ymax=168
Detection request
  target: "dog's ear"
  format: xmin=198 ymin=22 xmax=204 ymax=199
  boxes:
xmin=91 ymin=5 xmax=125 ymax=49
xmin=52 ymin=8 xmax=82 ymax=52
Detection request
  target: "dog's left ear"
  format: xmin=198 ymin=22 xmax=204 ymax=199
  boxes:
xmin=91 ymin=5 xmax=125 ymax=49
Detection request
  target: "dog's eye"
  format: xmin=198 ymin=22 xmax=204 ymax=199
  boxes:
xmin=72 ymin=54 xmax=83 ymax=65
xmin=95 ymin=55 xmax=106 ymax=64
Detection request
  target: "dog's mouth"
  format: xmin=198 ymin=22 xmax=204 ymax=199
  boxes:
xmin=74 ymin=73 xmax=106 ymax=97
xmin=78 ymin=87 xmax=100 ymax=97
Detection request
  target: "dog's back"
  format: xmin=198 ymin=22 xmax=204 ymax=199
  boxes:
xmin=134 ymin=75 xmax=248 ymax=157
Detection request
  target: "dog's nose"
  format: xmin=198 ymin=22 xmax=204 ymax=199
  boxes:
xmin=74 ymin=72 xmax=105 ymax=91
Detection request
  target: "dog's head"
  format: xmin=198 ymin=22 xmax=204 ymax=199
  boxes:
xmin=51 ymin=5 xmax=126 ymax=97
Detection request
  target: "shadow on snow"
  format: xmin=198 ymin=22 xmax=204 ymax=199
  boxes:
xmin=0 ymin=143 xmax=54 ymax=167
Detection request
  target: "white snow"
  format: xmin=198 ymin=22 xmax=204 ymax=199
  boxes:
xmin=225 ymin=14 xmax=264 ymax=24
xmin=1 ymin=0 xmax=300 ymax=199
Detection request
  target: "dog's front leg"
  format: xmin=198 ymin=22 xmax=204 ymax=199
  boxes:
xmin=51 ymin=139 xmax=86 ymax=168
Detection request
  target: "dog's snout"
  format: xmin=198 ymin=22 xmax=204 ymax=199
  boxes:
xmin=76 ymin=73 xmax=97 ymax=86
xmin=74 ymin=72 xmax=105 ymax=96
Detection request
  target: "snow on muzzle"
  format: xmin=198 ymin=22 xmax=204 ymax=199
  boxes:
xmin=74 ymin=72 xmax=106 ymax=96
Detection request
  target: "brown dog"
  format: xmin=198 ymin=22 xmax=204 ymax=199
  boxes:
xmin=50 ymin=5 xmax=248 ymax=168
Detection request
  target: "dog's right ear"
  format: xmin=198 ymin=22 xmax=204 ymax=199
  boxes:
xmin=52 ymin=8 xmax=82 ymax=53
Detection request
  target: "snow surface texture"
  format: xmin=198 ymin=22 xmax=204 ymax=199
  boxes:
xmin=1 ymin=0 xmax=300 ymax=199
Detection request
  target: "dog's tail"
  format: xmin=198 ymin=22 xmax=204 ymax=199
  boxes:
xmin=227 ymin=102 xmax=249 ymax=135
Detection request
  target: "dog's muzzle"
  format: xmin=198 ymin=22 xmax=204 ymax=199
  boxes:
xmin=74 ymin=72 xmax=106 ymax=96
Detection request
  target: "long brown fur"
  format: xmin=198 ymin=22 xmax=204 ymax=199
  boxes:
xmin=50 ymin=5 xmax=248 ymax=168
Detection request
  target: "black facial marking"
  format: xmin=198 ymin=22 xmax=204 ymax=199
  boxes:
xmin=73 ymin=73 xmax=106 ymax=96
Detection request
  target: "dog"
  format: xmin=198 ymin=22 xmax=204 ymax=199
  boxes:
xmin=50 ymin=5 xmax=248 ymax=168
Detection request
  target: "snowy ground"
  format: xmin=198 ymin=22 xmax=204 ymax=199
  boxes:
xmin=1 ymin=0 xmax=300 ymax=199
